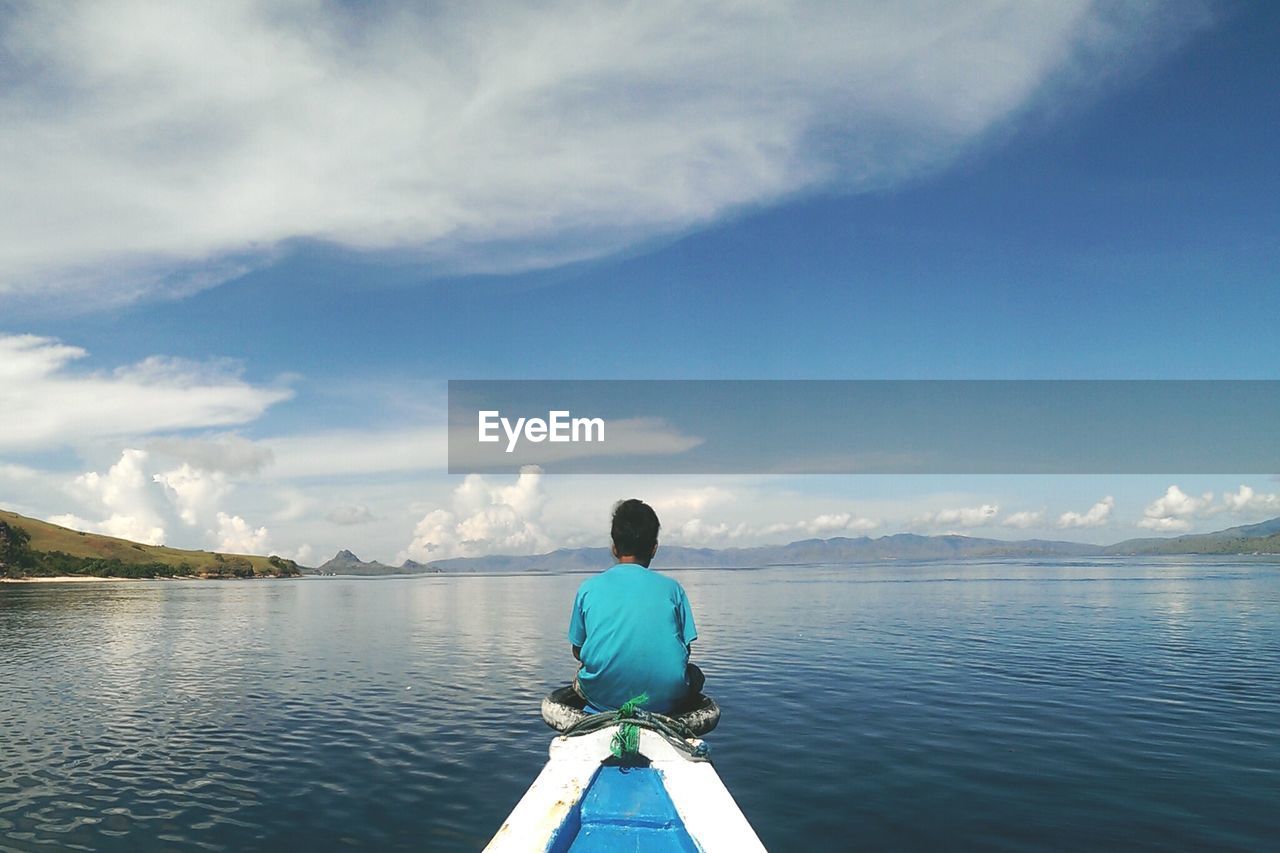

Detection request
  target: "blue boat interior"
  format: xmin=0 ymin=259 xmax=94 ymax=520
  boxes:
xmin=547 ymin=764 xmax=699 ymax=852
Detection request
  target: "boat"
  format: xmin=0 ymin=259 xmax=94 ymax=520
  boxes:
xmin=484 ymin=688 xmax=766 ymax=851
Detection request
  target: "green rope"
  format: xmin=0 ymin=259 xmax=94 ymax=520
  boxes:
xmin=559 ymin=694 xmax=709 ymax=761
xmin=609 ymin=693 xmax=648 ymax=759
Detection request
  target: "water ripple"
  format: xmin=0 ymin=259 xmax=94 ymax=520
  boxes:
xmin=2 ymin=563 xmax=1278 ymax=850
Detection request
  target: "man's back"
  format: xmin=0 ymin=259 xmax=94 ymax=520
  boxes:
xmin=569 ymin=562 xmax=697 ymax=713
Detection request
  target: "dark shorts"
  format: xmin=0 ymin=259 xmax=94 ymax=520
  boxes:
xmin=573 ymin=663 xmax=705 ymax=711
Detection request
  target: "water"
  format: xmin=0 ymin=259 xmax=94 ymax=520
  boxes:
xmin=2 ymin=559 xmax=1278 ymax=851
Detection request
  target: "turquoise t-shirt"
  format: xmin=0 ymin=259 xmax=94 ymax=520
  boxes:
xmin=568 ymin=563 xmax=698 ymax=713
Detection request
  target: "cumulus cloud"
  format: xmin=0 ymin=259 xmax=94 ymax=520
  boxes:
xmin=402 ymin=466 xmax=552 ymax=561
xmin=42 ymin=447 xmax=278 ymax=554
xmin=215 ymin=512 xmax=270 ymax=554
xmin=1131 ymin=484 xmax=1280 ymax=533
xmin=761 ymin=513 xmax=880 ymax=538
xmin=1218 ymin=484 xmax=1280 ymax=516
xmin=1002 ymin=510 xmax=1045 ymax=529
xmin=48 ymin=449 xmax=167 ymax=545
xmin=0 ymin=1 xmax=1209 ymax=305
xmin=1058 ymin=496 xmax=1115 ymax=529
xmin=1135 ymin=515 xmax=1192 ymax=533
xmin=674 ymin=518 xmax=751 ymax=545
xmin=0 ymin=334 xmax=290 ymax=452
xmin=153 ymin=464 xmax=231 ymax=526
xmin=1137 ymin=485 xmax=1212 ymax=531
xmin=915 ymin=504 xmax=999 ymax=529
xmin=665 ymin=512 xmax=879 ymax=547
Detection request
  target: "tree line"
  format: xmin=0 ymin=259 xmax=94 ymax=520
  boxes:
xmin=0 ymin=520 xmax=301 ymax=579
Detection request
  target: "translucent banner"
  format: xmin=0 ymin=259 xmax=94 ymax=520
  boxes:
xmin=447 ymin=380 xmax=1280 ymax=474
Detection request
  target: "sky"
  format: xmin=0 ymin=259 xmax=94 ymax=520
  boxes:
xmin=2 ymin=1 xmax=1278 ymax=566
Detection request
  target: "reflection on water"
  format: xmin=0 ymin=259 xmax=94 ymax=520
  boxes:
xmin=2 ymin=559 xmax=1278 ymax=851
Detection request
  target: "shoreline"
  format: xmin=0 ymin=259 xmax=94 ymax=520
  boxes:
xmin=1 ymin=575 xmax=142 ymax=583
xmin=1 ymin=574 xmax=301 ymax=583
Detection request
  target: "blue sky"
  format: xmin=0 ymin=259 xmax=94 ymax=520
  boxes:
xmin=2 ymin=2 xmax=1278 ymax=563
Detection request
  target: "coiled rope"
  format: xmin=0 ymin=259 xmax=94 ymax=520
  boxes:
xmin=560 ymin=693 xmax=710 ymax=761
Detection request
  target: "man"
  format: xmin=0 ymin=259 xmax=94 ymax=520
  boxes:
xmin=568 ymin=499 xmax=704 ymax=714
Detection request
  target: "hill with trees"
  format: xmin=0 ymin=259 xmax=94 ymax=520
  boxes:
xmin=0 ymin=509 xmax=302 ymax=579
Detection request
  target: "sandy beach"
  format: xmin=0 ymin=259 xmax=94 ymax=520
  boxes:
xmin=0 ymin=575 xmax=140 ymax=583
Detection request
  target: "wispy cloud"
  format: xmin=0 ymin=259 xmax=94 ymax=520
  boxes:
xmin=0 ymin=1 xmax=1209 ymax=306
xmin=0 ymin=334 xmax=290 ymax=452
xmin=265 ymin=428 xmax=447 ymax=478
xmin=326 ymin=504 xmax=377 ymax=526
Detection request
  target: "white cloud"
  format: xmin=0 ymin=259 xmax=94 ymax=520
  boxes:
xmin=674 ymin=518 xmax=751 ymax=546
xmin=649 ymin=487 xmax=736 ymax=518
xmin=154 ymin=464 xmax=231 ymax=526
xmin=1145 ymin=485 xmax=1212 ymax=518
xmin=147 ymin=434 xmax=274 ymax=475
xmin=665 ymin=511 xmax=879 ymax=547
xmin=402 ymin=465 xmax=553 ymax=561
xmin=48 ymin=449 xmax=167 ymax=544
xmin=0 ymin=463 xmax=42 ymax=482
xmin=1218 ymin=485 xmax=1280 ymax=516
xmin=266 ymin=428 xmax=447 ymax=478
xmin=761 ymin=513 xmax=881 ymax=538
xmin=1135 ymin=515 xmax=1192 ymax=533
xmin=272 ymin=488 xmax=317 ymax=522
xmin=326 ymin=504 xmax=376 ymax=526
xmin=916 ymin=504 xmax=999 ymax=528
xmin=0 ymin=334 xmax=290 ymax=452
xmin=34 ymin=446 xmax=281 ymax=555
xmin=0 ymin=1 xmax=1208 ymax=306
xmin=1130 ymin=484 xmax=1280 ymax=533
xmin=1137 ymin=485 xmax=1212 ymax=531
xmin=1058 ymin=496 xmax=1114 ymax=529
xmin=214 ymin=512 xmax=270 ymax=554
xmin=1002 ymin=510 xmax=1045 ymax=529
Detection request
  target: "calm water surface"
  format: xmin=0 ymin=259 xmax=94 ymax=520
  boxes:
xmin=2 ymin=559 xmax=1278 ymax=851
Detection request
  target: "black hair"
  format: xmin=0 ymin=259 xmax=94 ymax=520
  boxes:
xmin=611 ymin=499 xmax=660 ymax=565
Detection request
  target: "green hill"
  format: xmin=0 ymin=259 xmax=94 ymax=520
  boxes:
xmin=0 ymin=509 xmax=301 ymax=579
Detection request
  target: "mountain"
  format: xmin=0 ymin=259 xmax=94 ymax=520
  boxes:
xmin=422 ymin=534 xmax=1101 ymax=573
xmin=410 ymin=517 xmax=1280 ymax=573
xmin=1106 ymin=516 xmax=1280 ymax=555
xmin=313 ymin=549 xmax=398 ymax=575
xmin=399 ymin=559 xmax=441 ymax=573
xmin=311 ymin=550 xmax=441 ymax=575
xmin=0 ymin=509 xmax=302 ymax=579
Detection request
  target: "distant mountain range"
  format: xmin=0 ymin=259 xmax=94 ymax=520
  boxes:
xmin=1101 ymin=516 xmax=1280 ymax=555
xmin=313 ymin=549 xmax=442 ymax=575
xmin=308 ymin=516 xmax=1280 ymax=575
